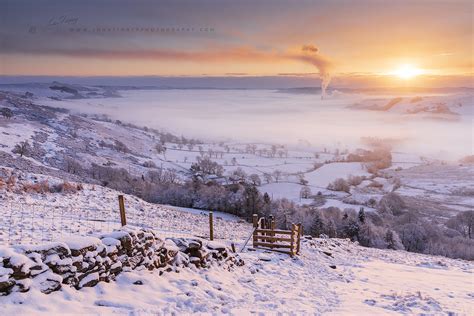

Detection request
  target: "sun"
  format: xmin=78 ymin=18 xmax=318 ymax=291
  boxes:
xmin=392 ymin=64 xmax=424 ymax=79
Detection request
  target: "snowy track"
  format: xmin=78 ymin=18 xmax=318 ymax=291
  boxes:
xmin=1 ymin=237 xmax=472 ymax=315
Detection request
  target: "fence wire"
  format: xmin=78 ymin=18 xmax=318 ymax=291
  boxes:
xmin=0 ymin=199 xmax=252 ymax=246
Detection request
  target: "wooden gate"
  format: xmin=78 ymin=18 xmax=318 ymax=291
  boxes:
xmin=252 ymin=214 xmax=302 ymax=256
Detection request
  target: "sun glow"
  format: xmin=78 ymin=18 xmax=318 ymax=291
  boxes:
xmin=392 ymin=64 xmax=424 ymax=79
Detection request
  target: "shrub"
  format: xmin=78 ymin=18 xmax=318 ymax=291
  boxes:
xmin=358 ymin=222 xmax=388 ymax=248
xmin=113 ymin=140 xmax=129 ymax=153
xmin=377 ymin=192 xmax=405 ymax=216
xmin=446 ymin=211 xmax=474 ymax=239
xmin=347 ymin=175 xmax=364 ymax=186
xmin=396 ymin=223 xmax=428 ymax=252
xmin=327 ymin=178 xmax=350 ymax=193
xmin=384 ymin=230 xmax=404 ymax=250
xmin=23 ymin=180 xmax=50 ymax=194
xmin=1 ymin=107 xmax=13 ymax=119
xmin=62 ymin=181 xmax=79 ymax=193
xmin=63 ymin=157 xmax=83 ymax=175
xmin=142 ymin=160 xmax=157 ymax=168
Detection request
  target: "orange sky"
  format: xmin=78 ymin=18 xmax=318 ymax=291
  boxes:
xmin=1 ymin=0 xmax=472 ymax=82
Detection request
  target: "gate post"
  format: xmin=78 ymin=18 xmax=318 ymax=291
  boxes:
xmin=269 ymin=215 xmax=275 ymax=243
xmin=296 ymin=223 xmax=302 ymax=254
xmin=290 ymin=224 xmax=296 ymax=256
xmin=252 ymin=214 xmax=258 ymax=246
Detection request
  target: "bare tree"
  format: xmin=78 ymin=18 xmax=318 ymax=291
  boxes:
xmin=300 ymin=186 xmax=311 ymax=199
xmin=263 ymin=173 xmax=273 ymax=184
xmin=229 ymin=168 xmax=247 ymax=184
xmin=447 ymin=211 xmax=474 ymax=239
xmin=272 ymin=170 xmax=283 ymax=183
xmin=12 ymin=140 xmax=31 ymax=157
xmin=64 ymin=157 xmax=82 ymax=174
xmin=297 ymin=173 xmax=308 ymax=185
xmin=249 ymin=174 xmax=262 ymax=186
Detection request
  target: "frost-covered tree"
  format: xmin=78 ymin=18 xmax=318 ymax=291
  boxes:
xmin=300 ymin=186 xmax=311 ymax=199
xmin=1 ymin=107 xmax=13 ymax=119
xmin=263 ymin=173 xmax=273 ymax=184
xmin=327 ymin=178 xmax=350 ymax=193
xmin=113 ymin=140 xmax=129 ymax=153
xmin=64 ymin=157 xmax=82 ymax=175
xmin=310 ymin=212 xmax=325 ymax=237
xmin=397 ymin=223 xmax=428 ymax=252
xmin=297 ymin=173 xmax=308 ymax=185
xmin=358 ymin=207 xmax=366 ymax=223
xmin=12 ymin=140 xmax=31 ymax=157
xmin=263 ymin=192 xmax=271 ymax=204
xmin=377 ymin=192 xmax=405 ymax=216
xmin=342 ymin=218 xmax=360 ymax=241
xmin=155 ymin=143 xmax=167 ymax=155
xmin=229 ymin=168 xmax=247 ymax=184
xmin=190 ymin=157 xmax=224 ymax=177
xmin=272 ymin=170 xmax=283 ymax=183
xmin=385 ymin=230 xmax=405 ymax=250
xmin=446 ymin=211 xmax=474 ymax=239
xmin=249 ymin=174 xmax=262 ymax=186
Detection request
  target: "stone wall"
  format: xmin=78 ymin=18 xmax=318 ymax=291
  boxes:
xmin=0 ymin=227 xmax=243 ymax=295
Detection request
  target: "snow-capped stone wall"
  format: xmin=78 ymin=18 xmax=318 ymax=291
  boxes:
xmin=0 ymin=227 xmax=243 ymax=296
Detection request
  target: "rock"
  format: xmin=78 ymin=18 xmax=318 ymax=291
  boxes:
xmin=206 ymin=241 xmax=227 ymax=252
xmin=12 ymin=279 xmax=31 ymax=292
xmin=35 ymin=272 xmax=62 ymax=294
xmin=258 ymin=253 xmax=272 ymax=262
xmin=172 ymin=252 xmax=190 ymax=267
xmin=0 ymin=228 xmax=245 ymax=296
xmin=329 ymin=265 xmax=337 ymax=269
xmin=60 ymin=237 xmax=101 ymax=257
xmin=0 ymin=280 xmax=15 ymax=294
xmin=78 ymin=272 xmax=99 ymax=288
xmin=22 ymin=243 xmax=71 ymax=260
xmin=4 ymin=258 xmax=31 ymax=280
xmin=168 ymin=238 xmax=202 ymax=253
xmin=322 ymin=251 xmax=333 ymax=257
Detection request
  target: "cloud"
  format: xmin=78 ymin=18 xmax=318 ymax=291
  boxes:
xmin=301 ymin=45 xmax=319 ymax=53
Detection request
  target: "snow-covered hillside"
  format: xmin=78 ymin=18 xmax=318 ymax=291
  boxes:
xmin=0 ymin=87 xmax=473 ymax=314
xmin=1 ymin=235 xmax=472 ymax=315
xmin=0 ymin=168 xmax=252 ymax=245
xmin=1 ymin=89 xmax=471 ymax=218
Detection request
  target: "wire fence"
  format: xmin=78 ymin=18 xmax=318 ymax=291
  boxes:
xmin=0 ymin=198 xmax=253 ymax=246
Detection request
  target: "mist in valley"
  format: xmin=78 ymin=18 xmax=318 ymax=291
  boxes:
xmin=41 ymin=89 xmax=473 ymax=160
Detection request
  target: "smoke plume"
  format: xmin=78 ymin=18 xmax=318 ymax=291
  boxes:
xmin=298 ymin=44 xmax=331 ymax=99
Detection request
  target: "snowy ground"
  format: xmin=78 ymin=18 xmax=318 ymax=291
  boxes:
xmin=0 ymin=87 xmax=473 ymax=314
xmin=0 ymin=169 xmax=252 ymax=245
xmin=1 ymin=237 xmax=472 ymax=315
